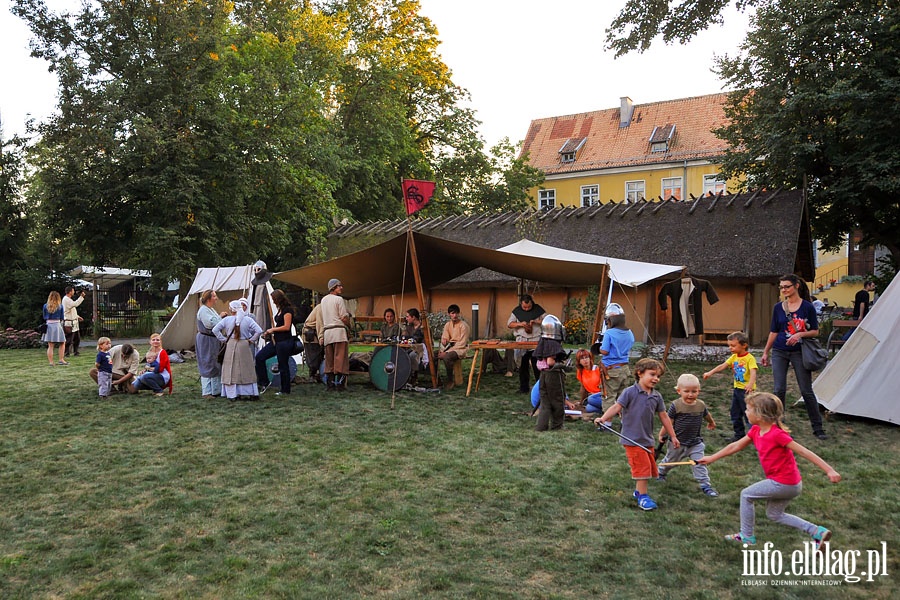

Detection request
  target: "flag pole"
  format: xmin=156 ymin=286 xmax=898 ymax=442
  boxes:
xmin=407 ymin=223 xmax=439 ymax=389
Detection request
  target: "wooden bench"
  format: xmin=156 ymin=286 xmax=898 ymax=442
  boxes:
xmin=353 ymin=316 xmax=382 ymax=342
xmin=826 ymin=319 xmax=860 ymax=355
xmin=700 ymin=329 xmax=732 ymax=346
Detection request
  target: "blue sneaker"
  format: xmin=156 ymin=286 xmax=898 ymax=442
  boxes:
xmin=812 ymin=526 xmax=831 ymax=552
xmin=701 ymin=485 xmax=719 ymax=497
xmin=636 ymin=494 xmax=657 ymax=511
xmin=725 ymin=532 xmax=756 ymax=545
xmin=633 ymin=490 xmax=640 ymax=500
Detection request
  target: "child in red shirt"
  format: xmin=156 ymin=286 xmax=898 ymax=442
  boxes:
xmin=698 ymin=392 xmax=841 ymax=548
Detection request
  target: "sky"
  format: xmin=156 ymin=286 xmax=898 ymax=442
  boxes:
xmin=1 ymin=1 xmax=751 ymax=145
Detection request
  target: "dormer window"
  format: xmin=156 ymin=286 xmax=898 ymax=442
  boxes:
xmin=558 ymin=137 xmax=587 ymax=164
xmin=649 ymin=124 xmax=676 ymax=153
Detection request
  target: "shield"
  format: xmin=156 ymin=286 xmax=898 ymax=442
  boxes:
xmin=369 ymin=345 xmax=412 ymax=392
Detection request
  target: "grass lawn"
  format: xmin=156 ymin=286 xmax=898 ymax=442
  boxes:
xmin=1 ymin=346 xmax=896 ymax=598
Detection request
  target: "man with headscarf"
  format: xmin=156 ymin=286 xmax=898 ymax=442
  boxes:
xmin=321 ymin=278 xmax=351 ymax=391
xmin=249 ymin=260 xmax=274 ymax=332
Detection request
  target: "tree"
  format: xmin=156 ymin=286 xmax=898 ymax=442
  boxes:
xmin=0 ymin=132 xmax=31 ymax=326
xmin=713 ymin=0 xmax=900 ymax=263
xmin=434 ymin=138 xmax=545 ymax=215
xmin=606 ymin=0 xmax=758 ymax=56
xmin=13 ymin=0 xmax=340 ymax=287
xmin=607 ymin=0 xmax=900 ymax=265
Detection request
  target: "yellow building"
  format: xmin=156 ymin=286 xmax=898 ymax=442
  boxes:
xmin=521 ymin=94 xmax=733 ymax=207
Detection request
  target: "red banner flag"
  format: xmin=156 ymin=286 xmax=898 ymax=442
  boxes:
xmin=402 ymin=179 xmax=435 ymax=216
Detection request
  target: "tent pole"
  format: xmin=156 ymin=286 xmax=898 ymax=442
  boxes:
xmin=590 ymin=264 xmax=609 ymax=346
xmin=407 ymin=227 xmax=439 ymax=389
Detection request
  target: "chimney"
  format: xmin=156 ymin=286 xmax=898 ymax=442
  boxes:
xmin=619 ymin=96 xmax=634 ymax=128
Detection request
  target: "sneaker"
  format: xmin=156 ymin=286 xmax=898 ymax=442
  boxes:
xmin=153 ymin=392 xmax=164 ymax=397
xmin=724 ymin=434 xmax=744 ymax=443
xmin=633 ymin=490 xmax=640 ymax=500
xmin=793 ymin=398 xmax=805 ymax=407
xmin=701 ymin=485 xmax=719 ymax=497
xmin=725 ymin=532 xmax=756 ymax=545
xmin=657 ymin=472 xmax=667 ymax=482
xmin=814 ymin=431 xmax=828 ymax=440
xmin=636 ymin=494 xmax=657 ymax=511
xmin=812 ymin=526 xmax=831 ymax=552
xmin=58 ymin=360 xmax=70 ymax=366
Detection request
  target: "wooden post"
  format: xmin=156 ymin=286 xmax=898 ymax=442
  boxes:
xmin=407 ymin=228 xmax=439 ymax=389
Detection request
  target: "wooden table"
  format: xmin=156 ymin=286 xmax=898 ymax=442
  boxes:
xmin=466 ymin=340 xmax=538 ymax=397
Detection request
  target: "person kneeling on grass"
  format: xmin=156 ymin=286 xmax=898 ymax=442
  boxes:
xmin=593 ymin=358 xmax=679 ymax=511
xmin=657 ymin=373 xmax=718 ymax=497
xmin=697 ymin=392 xmax=840 ymax=548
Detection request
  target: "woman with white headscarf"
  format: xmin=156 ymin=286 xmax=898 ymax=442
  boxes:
xmin=213 ymin=299 xmax=264 ymax=400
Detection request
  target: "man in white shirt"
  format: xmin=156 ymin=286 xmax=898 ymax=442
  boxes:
xmin=63 ymin=286 xmax=86 ymax=357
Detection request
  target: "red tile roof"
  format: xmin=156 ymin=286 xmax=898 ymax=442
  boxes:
xmin=521 ymin=93 xmax=730 ymax=175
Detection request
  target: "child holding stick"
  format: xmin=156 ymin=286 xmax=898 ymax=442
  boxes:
xmin=698 ymin=392 xmax=841 ymax=547
xmin=593 ymin=358 xmax=679 ymax=511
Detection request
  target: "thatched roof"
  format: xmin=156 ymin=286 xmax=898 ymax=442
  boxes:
xmin=327 ymin=189 xmax=814 ymax=285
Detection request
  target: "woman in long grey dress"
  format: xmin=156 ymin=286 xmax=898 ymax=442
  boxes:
xmin=213 ymin=299 xmax=264 ymax=401
xmin=196 ymin=289 xmax=225 ymax=398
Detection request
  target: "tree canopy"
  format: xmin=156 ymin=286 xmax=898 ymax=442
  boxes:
xmin=608 ymin=0 xmax=900 ymax=265
xmin=9 ymin=0 xmax=541 ymax=293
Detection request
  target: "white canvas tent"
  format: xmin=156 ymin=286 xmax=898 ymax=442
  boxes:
xmin=496 ymin=239 xmax=683 ymax=287
xmin=160 ymin=266 xmax=277 ymax=351
xmin=814 ymin=272 xmax=900 ymax=424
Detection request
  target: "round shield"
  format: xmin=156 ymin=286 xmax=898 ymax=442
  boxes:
xmin=369 ymin=345 xmax=412 ymax=392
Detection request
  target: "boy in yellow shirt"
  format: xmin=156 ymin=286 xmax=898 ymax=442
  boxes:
xmin=703 ymin=331 xmax=757 ymax=443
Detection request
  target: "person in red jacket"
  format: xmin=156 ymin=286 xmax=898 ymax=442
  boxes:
xmin=133 ymin=333 xmax=172 ymax=396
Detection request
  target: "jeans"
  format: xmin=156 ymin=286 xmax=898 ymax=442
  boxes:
xmin=584 ymin=392 xmax=604 ymax=413
xmin=134 ymin=372 xmax=166 ymax=393
xmin=255 ymin=339 xmax=295 ymax=393
xmin=771 ymin=348 xmax=824 ymax=434
xmin=730 ymin=388 xmax=751 ymax=437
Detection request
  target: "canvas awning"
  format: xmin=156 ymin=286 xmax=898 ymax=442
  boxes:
xmin=496 ymin=239 xmax=683 ymax=287
xmin=69 ymin=266 xmax=152 ymax=289
xmin=273 ymin=232 xmax=683 ymax=297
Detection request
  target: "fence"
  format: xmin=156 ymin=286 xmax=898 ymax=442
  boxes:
xmin=77 ymin=289 xmax=170 ymax=338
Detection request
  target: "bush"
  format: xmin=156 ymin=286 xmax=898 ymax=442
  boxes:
xmin=0 ymin=327 xmax=43 ymax=349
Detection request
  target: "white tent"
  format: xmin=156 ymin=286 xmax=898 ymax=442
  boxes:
xmin=160 ymin=266 xmax=277 ymax=351
xmin=496 ymin=239 xmax=683 ymax=287
xmin=814 ymin=272 xmax=899 ymax=424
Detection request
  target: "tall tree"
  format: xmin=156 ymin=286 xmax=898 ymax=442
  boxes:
xmin=713 ymin=0 xmax=900 ymax=262
xmin=607 ymin=0 xmax=900 ymax=264
xmin=606 ymin=0 xmax=758 ymax=56
xmin=13 ymin=0 xmax=339 ymax=286
xmin=0 ymin=132 xmax=31 ymax=326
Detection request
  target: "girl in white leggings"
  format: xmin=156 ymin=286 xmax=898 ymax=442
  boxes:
xmin=698 ymin=392 xmax=841 ymax=547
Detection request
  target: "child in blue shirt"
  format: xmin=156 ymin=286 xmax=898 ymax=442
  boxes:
xmin=95 ymin=337 xmax=113 ymax=398
xmin=593 ymin=358 xmax=679 ymax=511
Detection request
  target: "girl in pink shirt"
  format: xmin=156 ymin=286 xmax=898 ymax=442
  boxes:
xmin=698 ymin=392 xmax=841 ymax=548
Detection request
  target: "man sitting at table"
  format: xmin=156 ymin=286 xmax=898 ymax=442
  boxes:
xmin=507 ymin=294 xmax=545 ymax=393
xmin=437 ymin=304 xmax=469 ymax=391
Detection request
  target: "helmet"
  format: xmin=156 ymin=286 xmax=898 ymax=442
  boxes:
xmin=605 ymin=303 xmax=624 ymax=317
xmin=541 ymin=314 xmax=565 ymax=341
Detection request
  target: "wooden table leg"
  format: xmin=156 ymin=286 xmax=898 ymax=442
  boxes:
xmin=466 ymin=349 xmax=481 ymax=397
xmin=475 ymin=355 xmax=485 ymax=394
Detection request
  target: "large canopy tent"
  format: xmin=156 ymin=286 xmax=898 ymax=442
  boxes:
xmin=814 ymin=272 xmax=900 ymax=424
xmin=160 ymin=266 xmax=277 ymax=352
xmin=273 ymin=231 xmax=683 ymax=296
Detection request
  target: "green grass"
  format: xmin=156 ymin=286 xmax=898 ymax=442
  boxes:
xmin=0 ymin=348 xmax=896 ymax=598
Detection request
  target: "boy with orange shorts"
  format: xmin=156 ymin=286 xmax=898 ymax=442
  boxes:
xmin=593 ymin=358 xmax=679 ymax=511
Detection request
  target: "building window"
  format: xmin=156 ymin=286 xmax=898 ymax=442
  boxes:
xmin=703 ymin=174 xmax=726 ymax=195
xmin=539 ymin=189 xmax=556 ymax=211
xmin=560 ymin=151 xmax=576 ymax=163
xmin=625 ymin=180 xmax=645 ymax=203
xmin=661 ymin=177 xmax=683 ymax=201
xmin=581 ymin=185 xmax=599 ymax=207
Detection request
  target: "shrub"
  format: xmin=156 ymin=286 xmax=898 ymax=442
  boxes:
xmin=0 ymin=327 xmax=43 ymax=349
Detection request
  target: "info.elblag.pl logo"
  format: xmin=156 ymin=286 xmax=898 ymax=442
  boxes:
xmin=741 ymin=541 xmax=889 ymax=585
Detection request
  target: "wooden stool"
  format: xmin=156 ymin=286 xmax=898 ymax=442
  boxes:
xmin=452 ymin=360 xmax=464 ymax=386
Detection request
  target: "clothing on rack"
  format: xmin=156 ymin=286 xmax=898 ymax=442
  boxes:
xmin=658 ymin=276 xmax=720 ymax=337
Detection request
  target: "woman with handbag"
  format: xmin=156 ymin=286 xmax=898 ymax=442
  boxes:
xmin=761 ymin=274 xmax=828 ymax=440
xmin=41 ymin=290 xmax=68 ymax=365
xmin=214 ymin=299 xmax=263 ymax=400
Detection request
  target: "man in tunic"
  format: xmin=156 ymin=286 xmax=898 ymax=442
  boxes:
xmin=321 ymin=278 xmax=352 ymax=391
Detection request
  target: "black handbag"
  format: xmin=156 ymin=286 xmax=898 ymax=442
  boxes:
xmin=293 ymin=336 xmax=305 ymax=356
xmin=37 ymin=322 xmax=48 ymax=335
xmin=801 ymin=337 xmax=828 ymax=371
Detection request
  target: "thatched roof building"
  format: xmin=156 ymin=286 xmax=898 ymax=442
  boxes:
xmin=328 ymin=189 xmax=814 ymax=284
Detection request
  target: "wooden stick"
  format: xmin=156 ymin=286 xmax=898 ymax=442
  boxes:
xmin=657 ymin=460 xmax=696 ymax=467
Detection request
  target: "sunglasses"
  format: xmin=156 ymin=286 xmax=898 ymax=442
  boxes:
xmin=779 ymin=284 xmax=795 ymax=290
